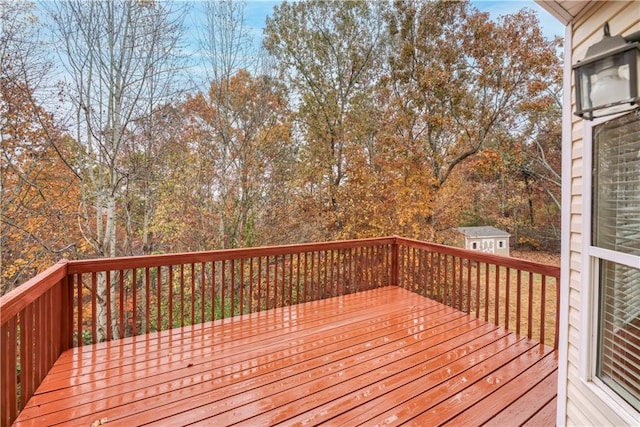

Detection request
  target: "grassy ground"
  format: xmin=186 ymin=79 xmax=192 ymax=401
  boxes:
xmin=483 ymin=250 xmax=561 ymax=347
xmin=511 ymin=250 xmax=561 ymax=267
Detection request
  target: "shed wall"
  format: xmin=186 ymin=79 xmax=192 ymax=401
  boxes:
xmin=464 ymin=237 xmax=510 ymax=256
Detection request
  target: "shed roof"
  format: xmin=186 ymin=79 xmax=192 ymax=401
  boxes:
xmin=456 ymin=226 xmax=510 ymax=238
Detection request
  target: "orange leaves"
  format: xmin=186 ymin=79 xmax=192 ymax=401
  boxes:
xmin=469 ymin=149 xmax=503 ymax=179
xmin=1 ymin=8 xmax=84 ymax=292
xmin=3 ymin=0 xmax=565 ymax=294
xmin=1 ymin=86 xmax=81 ymax=294
xmin=151 ymin=69 xmax=294 ymax=251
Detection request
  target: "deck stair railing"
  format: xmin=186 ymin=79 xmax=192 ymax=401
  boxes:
xmin=0 ymin=236 xmax=560 ymax=427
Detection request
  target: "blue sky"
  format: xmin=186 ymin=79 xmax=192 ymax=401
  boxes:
xmin=195 ymin=0 xmax=565 ymax=42
xmin=182 ymin=0 xmax=564 ymax=91
xmin=473 ymin=0 xmax=564 ymax=39
xmin=37 ymin=1 xmax=564 ymax=98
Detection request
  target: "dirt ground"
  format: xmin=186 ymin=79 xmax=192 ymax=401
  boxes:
xmin=511 ymin=250 xmax=560 ymax=267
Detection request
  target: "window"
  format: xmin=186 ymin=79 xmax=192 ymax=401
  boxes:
xmin=471 ymin=242 xmax=477 ymax=250
xmin=498 ymin=240 xmax=505 ymax=249
xmin=591 ymin=111 xmax=640 ymax=412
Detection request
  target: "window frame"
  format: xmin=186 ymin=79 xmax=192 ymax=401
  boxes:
xmin=580 ymin=111 xmax=640 ymax=424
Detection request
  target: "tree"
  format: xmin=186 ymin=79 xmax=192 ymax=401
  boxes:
xmin=454 ymin=32 xmax=563 ymax=250
xmin=264 ymin=0 xmax=387 ymax=239
xmin=383 ymin=0 xmax=559 ymax=239
xmin=199 ymin=0 xmax=258 ymax=89
xmin=172 ymin=69 xmax=293 ymax=249
xmin=1 ymin=1 xmax=81 ymax=294
xmin=120 ymin=103 xmax=184 ymax=255
xmin=48 ymin=0 xmax=187 ymax=340
xmin=187 ymin=0 xmax=293 ymax=249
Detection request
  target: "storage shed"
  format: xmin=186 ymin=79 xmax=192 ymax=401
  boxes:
xmin=455 ymin=226 xmax=510 ymax=256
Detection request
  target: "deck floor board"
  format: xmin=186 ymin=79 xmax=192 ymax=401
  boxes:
xmin=14 ymin=286 xmax=557 ymax=426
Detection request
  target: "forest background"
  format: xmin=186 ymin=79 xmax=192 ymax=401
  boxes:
xmin=1 ymin=0 xmax=562 ymax=296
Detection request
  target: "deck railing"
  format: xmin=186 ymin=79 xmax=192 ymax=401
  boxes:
xmin=0 ymin=236 xmax=560 ymax=427
xmin=394 ymin=237 xmax=560 ymax=349
xmin=0 ymin=261 xmax=71 ymax=427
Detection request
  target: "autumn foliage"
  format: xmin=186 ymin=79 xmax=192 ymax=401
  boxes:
xmin=1 ymin=0 xmax=562 ymax=295
xmin=1 ymin=76 xmax=81 ymax=289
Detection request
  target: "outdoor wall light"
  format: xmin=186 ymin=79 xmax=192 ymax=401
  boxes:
xmin=573 ymin=23 xmax=640 ymax=120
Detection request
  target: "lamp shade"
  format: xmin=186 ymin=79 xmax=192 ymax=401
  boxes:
xmin=573 ymin=24 xmax=640 ymax=120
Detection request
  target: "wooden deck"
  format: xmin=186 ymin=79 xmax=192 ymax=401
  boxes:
xmin=13 ymin=286 xmax=557 ymax=426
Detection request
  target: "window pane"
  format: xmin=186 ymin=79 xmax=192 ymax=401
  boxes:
xmin=592 ymin=112 xmax=640 ymax=256
xmin=597 ymin=260 xmax=640 ymax=412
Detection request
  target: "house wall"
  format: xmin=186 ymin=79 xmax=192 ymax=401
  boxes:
xmin=562 ymin=2 xmax=640 ymax=425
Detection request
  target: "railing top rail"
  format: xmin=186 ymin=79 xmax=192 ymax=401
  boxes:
xmin=395 ymin=236 xmax=560 ymax=278
xmin=1 ymin=236 xmax=560 ymax=325
xmin=66 ymin=236 xmax=398 ymax=274
xmin=0 ymin=260 xmax=68 ymax=325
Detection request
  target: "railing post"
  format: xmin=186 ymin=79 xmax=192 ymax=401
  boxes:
xmin=59 ymin=263 xmax=73 ymax=351
xmin=555 ymin=275 xmax=561 ymax=350
xmin=391 ymin=237 xmax=399 ymax=285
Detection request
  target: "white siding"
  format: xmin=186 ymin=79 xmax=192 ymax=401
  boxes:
xmin=563 ymin=1 xmax=640 ymax=425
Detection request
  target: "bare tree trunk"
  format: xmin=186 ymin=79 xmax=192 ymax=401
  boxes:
xmin=48 ymin=0 xmax=186 ymax=342
xmin=200 ymin=0 xmax=264 ymax=249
